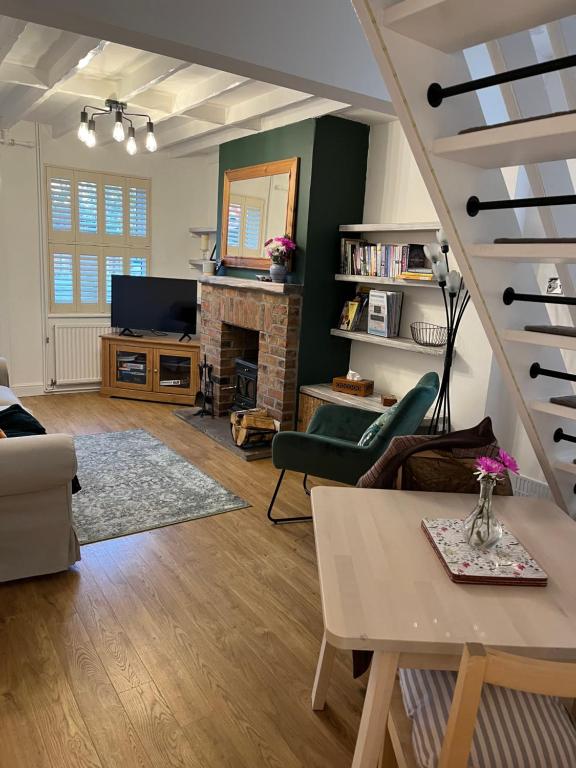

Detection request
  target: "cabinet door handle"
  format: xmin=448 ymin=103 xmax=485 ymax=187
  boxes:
xmin=153 ymin=369 xmax=158 ymax=373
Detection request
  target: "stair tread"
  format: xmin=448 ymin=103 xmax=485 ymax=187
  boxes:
xmin=502 ymin=329 xmax=576 ymax=351
xmin=554 ymin=461 xmax=576 ymax=476
xmin=525 ymin=325 xmax=576 ymax=338
xmin=379 ymin=0 xmax=574 ymax=53
xmin=530 ymin=400 xmax=576 ymax=421
xmin=432 ymin=112 xmax=576 ymax=168
xmin=469 ymin=243 xmax=576 ymax=263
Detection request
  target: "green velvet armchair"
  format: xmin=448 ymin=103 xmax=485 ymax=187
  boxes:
xmin=267 ymin=372 xmax=440 ymax=523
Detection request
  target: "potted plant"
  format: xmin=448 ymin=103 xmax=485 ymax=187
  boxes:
xmin=265 ymin=236 xmax=296 ymax=283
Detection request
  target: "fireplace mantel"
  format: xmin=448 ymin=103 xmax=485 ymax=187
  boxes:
xmin=199 ymin=275 xmax=303 ymax=296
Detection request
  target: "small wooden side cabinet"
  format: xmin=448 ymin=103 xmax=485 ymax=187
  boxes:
xmin=101 ymin=334 xmax=200 ymax=406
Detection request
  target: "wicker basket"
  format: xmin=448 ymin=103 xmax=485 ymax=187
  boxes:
xmin=410 ymin=322 xmax=448 ymax=347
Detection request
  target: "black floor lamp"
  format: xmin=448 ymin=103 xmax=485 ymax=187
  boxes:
xmin=425 ymin=232 xmax=470 ymax=435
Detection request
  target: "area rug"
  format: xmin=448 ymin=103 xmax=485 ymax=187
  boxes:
xmin=174 ymin=408 xmax=272 ymax=461
xmin=72 ymin=429 xmax=249 ymax=544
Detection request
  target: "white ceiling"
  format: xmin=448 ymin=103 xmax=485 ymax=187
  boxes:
xmin=0 ymin=17 xmax=394 ymax=157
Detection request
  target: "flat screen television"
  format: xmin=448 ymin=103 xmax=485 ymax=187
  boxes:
xmin=111 ymin=275 xmax=197 ymax=338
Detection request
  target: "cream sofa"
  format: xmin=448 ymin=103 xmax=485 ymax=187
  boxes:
xmin=0 ymin=358 xmax=80 ymax=581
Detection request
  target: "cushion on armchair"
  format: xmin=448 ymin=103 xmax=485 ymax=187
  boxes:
xmin=357 ymin=403 xmax=399 ymax=447
xmin=399 ymin=668 xmax=576 ymax=768
xmin=0 ymin=404 xmax=46 ymax=437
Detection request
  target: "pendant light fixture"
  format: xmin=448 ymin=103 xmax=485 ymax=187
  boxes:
xmin=78 ymin=99 xmax=158 ymax=154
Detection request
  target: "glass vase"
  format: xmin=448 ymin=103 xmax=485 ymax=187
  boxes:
xmin=463 ymin=476 xmax=503 ymax=550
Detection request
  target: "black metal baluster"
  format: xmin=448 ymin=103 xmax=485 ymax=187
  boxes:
xmin=529 ymin=363 xmax=576 ymax=383
xmin=428 ymin=54 xmax=576 ymax=107
xmin=467 ymin=194 xmax=576 ymax=217
xmin=553 ymin=428 xmax=576 ymax=444
xmin=503 ymin=287 xmax=576 ymax=307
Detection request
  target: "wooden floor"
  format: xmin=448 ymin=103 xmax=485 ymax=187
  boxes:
xmin=0 ymin=393 xmax=365 ymax=768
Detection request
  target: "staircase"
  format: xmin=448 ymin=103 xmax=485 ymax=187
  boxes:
xmin=353 ymin=0 xmax=576 ymax=514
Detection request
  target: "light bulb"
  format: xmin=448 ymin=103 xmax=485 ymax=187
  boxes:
xmin=432 ymin=260 xmax=448 ymax=283
xmin=126 ymin=126 xmax=137 ymax=155
xmin=85 ymin=119 xmax=96 ymax=148
xmin=446 ymin=269 xmax=462 ymax=295
xmin=436 ymin=227 xmax=448 ymax=247
xmin=145 ymin=121 xmax=157 ymax=152
xmin=113 ymin=112 xmax=125 ymax=142
xmin=424 ymin=243 xmax=441 ymax=263
xmin=78 ymin=110 xmax=88 ymax=142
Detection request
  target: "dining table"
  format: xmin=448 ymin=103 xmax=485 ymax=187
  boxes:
xmin=310 ymin=486 xmax=576 ymax=768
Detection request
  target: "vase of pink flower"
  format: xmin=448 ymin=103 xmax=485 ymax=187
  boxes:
xmin=463 ymin=449 xmax=519 ymax=550
xmin=265 ymin=236 xmax=296 ymax=283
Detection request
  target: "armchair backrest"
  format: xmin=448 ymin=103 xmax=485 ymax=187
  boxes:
xmin=368 ymin=371 xmax=439 ymax=452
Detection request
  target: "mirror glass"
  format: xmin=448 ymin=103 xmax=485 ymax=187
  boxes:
xmin=226 ymin=173 xmax=290 ymax=261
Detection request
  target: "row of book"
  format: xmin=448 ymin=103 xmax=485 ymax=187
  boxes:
xmin=338 ymin=288 xmax=404 ymax=338
xmin=340 ymin=238 xmax=433 ymax=281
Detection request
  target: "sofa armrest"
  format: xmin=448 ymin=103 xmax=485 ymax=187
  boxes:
xmin=307 ymin=404 xmax=381 ymax=441
xmin=0 ymin=358 xmax=9 ymax=388
xmin=0 ymin=434 xmax=77 ymax=496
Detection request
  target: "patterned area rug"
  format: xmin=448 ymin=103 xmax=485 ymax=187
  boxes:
xmin=72 ymin=429 xmax=249 ymax=544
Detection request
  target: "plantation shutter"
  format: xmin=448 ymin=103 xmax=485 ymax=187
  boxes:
xmin=226 ymin=195 xmax=242 ymax=256
xmin=128 ymin=251 xmax=148 ymax=277
xmin=46 ymin=167 xmax=151 ymax=316
xmin=75 ymin=171 xmax=101 ymax=243
xmin=128 ymin=178 xmax=150 ymax=246
xmin=103 ymin=249 xmax=125 ymax=307
xmin=49 ymin=245 xmax=75 ymax=313
xmin=103 ymin=176 xmax=126 ymax=244
xmin=242 ymin=196 xmax=265 ymax=258
xmin=47 ymin=167 xmax=74 ymax=243
xmin=78 ymin=248 xmax=101 ymax=312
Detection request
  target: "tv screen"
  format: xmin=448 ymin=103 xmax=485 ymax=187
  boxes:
xmin=111 ymin=276 xmax=197 ymax=335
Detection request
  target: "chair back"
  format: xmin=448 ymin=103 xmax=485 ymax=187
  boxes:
xmin=439 ymin=643 xmax=576 ymax=767
xmin=368 ymin=371 xmax=439 ymax=454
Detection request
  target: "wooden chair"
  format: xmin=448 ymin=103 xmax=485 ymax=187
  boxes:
xmin=383 ymin=644 xmax=576 ymax=768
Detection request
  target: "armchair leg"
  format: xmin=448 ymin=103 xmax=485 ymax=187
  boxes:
xmin=303 ymin=474 xmax=311 ymax=496
xmin=267 ymin=470 xmax=313 ymax=525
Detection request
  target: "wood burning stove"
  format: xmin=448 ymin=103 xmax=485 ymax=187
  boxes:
xmin=233 ymin=358 xmax=258 ymax=410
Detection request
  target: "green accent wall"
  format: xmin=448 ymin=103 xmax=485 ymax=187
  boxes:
xmin=217 ymin=115 xmax=369 ymax=389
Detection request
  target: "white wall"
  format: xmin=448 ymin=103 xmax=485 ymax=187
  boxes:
xmin=0 ymin=121 xmax=218 ymax=392
xmin=350 ymin=121 xmax=499 ymax=435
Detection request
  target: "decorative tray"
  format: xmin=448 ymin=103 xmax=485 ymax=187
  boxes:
xmin=421 ymin=518 xmax=548 ymax=586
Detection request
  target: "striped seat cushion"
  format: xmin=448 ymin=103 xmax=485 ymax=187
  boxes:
xmin=399 ymin=668 xmax=576 ymax=768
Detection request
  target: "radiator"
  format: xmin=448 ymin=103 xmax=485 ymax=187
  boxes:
xmin=54 ymin=325 xmax=112 ymax=386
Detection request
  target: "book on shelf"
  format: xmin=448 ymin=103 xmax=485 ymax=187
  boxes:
xmin=337 ymin=288 xmax=370 ymax=333
xmin=367 ymin=289 xmax=404 ymax=338
xmin=339 ymin=240 xmax=433 ymax=280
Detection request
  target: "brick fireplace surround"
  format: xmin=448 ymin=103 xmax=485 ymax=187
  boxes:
xmin=199 ymin=276 xmax=302 ymax=429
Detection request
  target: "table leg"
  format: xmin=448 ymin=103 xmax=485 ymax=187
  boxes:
xmin=352 ymin=651 xmax=399 ymax=768
xmin=311 ymin=631 xmax=337 ymax=710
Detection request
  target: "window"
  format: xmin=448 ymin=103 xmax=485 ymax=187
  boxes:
xmin=46 ymin=166 xmax=150 ymax=313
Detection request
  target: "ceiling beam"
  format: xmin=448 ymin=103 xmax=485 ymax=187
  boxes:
xmin=170 ymin=71 xmax=248 ymax=119
xmin=168 ymin=96 xmax=350 ymax=158
xmin=0 ymin=33 xmax=105 ymax=128
xmin=167 ymin=126 xmax=258 ymax=157
xmin=0 ymin=16 xmax=26 ymax=66
xmin=0 ymin=61 xmax=46 ymax=88
xmin=116 ymin=55 xmax=189 ymax=101
xmin=159 ymin=88 xmax=313 ymax=150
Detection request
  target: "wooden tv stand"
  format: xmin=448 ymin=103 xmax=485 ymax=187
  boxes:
xmin=100 ymin=334 xmax=201 ymax=406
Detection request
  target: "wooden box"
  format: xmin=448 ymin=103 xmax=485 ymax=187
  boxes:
xmin=332 ymin=376 xmax=374 ymax=397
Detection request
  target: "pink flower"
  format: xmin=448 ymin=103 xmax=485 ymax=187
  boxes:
xmin=498 ymin=448 xmax=519 ymax=474
xmin=475 ymin=456 xmax=506 ymax=476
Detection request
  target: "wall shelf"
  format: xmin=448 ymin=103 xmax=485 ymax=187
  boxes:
xmin=335 ymin=274 xmax=438 ymax=289
xmin=189 ymin=227 xmax=217 ymax=236
xmin=339 ymin=222 xmax=440 ymax=233
xmin=330 ymin=328 xmax=445 ymax=356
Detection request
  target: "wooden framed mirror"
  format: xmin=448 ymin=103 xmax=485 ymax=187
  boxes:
xmin=220 ymin=157 xmax=299 ymax=268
